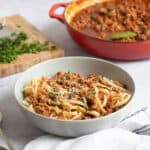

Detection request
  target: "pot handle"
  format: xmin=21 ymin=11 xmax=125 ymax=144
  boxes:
xmin=49 ymin=3 xmax=68 ymax=23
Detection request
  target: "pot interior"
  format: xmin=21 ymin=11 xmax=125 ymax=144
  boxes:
xmin=65 ymin=0 xmax=114 ymax=24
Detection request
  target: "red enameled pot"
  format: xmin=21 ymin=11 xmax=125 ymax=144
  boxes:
xmin=49 ymin=0 xmax=150 ymax=60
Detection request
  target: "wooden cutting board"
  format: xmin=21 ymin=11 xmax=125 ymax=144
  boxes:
xmin=0 ymin=14 xmax=64 ymax=77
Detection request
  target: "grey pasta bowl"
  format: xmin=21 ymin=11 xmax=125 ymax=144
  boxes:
xmin=14 ymin=57 xmax=135 ymax=137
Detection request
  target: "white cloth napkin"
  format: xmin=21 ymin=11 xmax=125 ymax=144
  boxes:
xmin=24 ymin=107 xmax=150 ymax=150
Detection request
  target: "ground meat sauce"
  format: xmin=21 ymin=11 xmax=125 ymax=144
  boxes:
xmin=70 ymin=0 xmax=150 ymax=42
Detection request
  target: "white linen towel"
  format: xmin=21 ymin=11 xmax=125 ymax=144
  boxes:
xmin=24 ymin=107 xmax=150 ymax=150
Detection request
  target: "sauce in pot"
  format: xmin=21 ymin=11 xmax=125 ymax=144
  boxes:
xmin=70 ymin=0 xmax=150 ymax=42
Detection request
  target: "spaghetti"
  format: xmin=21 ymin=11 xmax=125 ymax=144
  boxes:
xmin=22 ymin=72 xmax=131 ymax=120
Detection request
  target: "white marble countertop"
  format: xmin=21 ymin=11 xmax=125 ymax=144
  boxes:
xmin=0 ymin=0 xmax=150 ymax=149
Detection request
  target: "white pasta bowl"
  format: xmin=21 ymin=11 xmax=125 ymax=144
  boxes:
xmin=15 ymin=57 xmax=135 ymax=137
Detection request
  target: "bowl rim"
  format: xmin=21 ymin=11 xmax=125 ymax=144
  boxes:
xmin=64 ymin=1 xmax=150 ymax=44
xmin=14 ymin=56 xmax=135 ymax=123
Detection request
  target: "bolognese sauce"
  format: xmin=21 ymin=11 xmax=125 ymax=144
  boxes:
xmin=70 ymin=0 xmax=150 ymax=41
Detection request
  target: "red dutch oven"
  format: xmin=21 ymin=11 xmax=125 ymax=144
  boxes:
xmin=49 ymin=0 xmax=150 ymax=60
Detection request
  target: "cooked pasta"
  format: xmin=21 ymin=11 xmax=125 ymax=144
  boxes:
xmin=22 ymin=72 xmax=132 ymax=120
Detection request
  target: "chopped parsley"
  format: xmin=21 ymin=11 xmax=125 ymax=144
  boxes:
xmin=68 ymin=93 xmax=75 ymax=99
xmin=91 ymin=91 xmax=96 ymax=95
xmin=50 ymin=45 xmax=57 ymax=51
xmin=0 ymin=31 xmax=57 ymax=63
xmin=48 ymin=91 xmax=58 ymax=99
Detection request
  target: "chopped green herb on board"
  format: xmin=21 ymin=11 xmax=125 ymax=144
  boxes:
xmin=0 ymin=32 xmax=57 ymax=63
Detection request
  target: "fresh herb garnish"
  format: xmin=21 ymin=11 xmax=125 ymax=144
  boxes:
xmin=68 ymin=93 xmax=74 ymax=99
xmin=91 ymin=91 xmax=96 ymax=95
xmin=110 ymin=31 xmax=137 ymax=40
xmin=0 ymin=32 xmax=57 ymax=63
xmin=48 ymin=91 xmax=58 ymax=99
xmin=50 ymin=45 xmax=57 ymax=51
